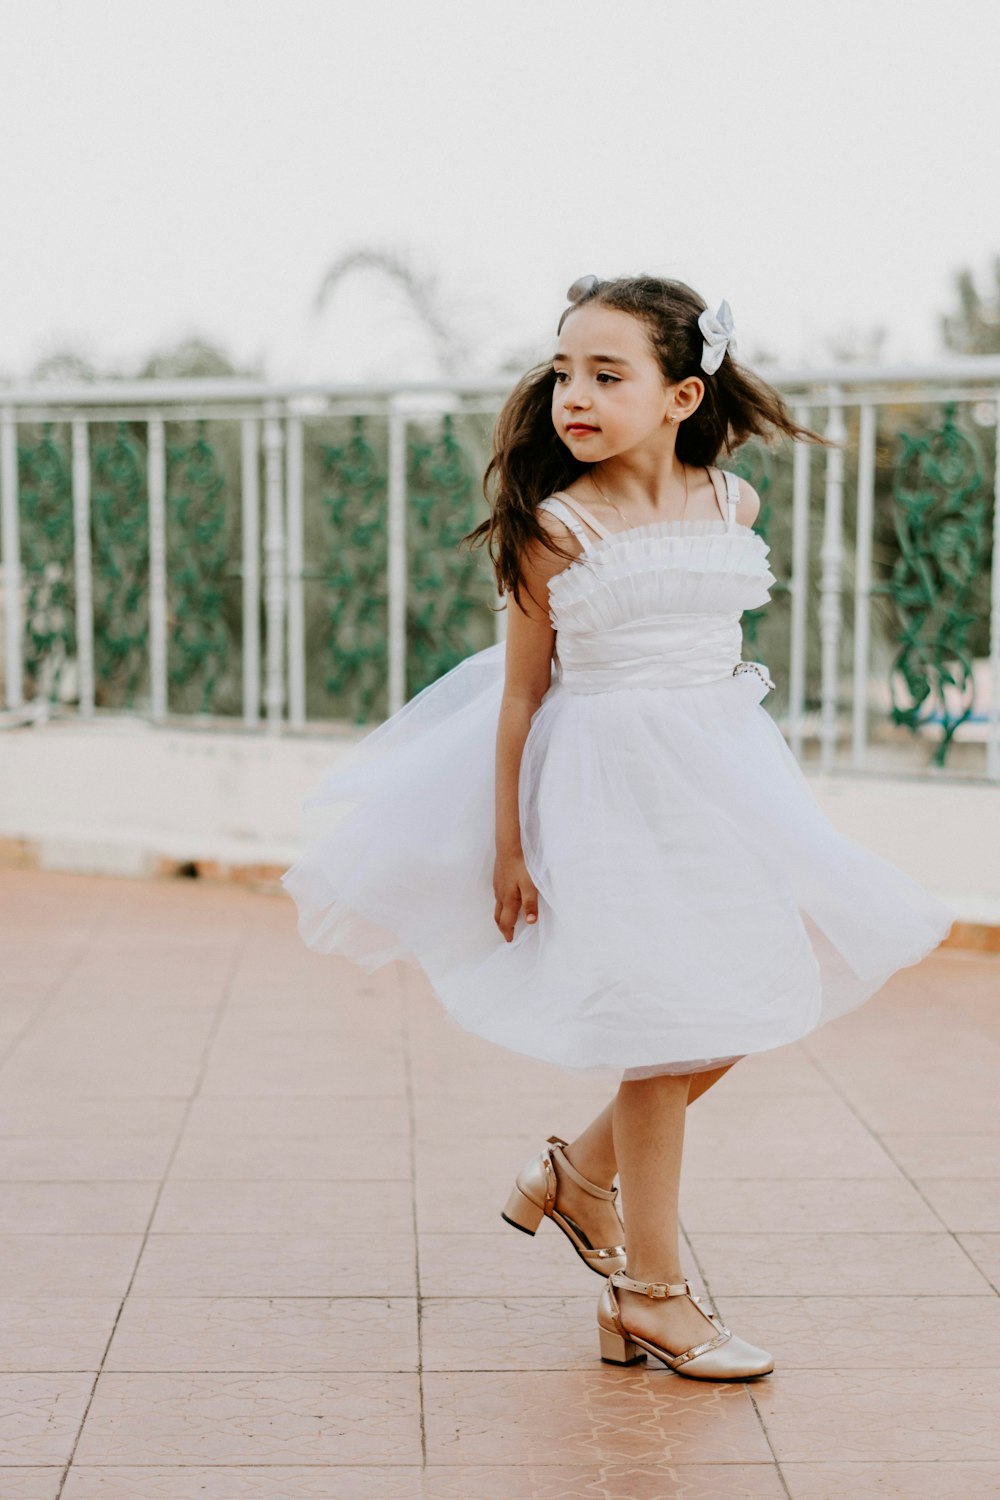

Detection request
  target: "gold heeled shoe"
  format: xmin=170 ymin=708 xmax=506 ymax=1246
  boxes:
xmin=597 ymin=1269 xmax=774 ymax=1380
xmin=501 ymin=1134 xmax=627 ymax=1277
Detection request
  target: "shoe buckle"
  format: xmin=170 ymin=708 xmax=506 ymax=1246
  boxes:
xmin=644 ymin=1282 xmax=668 ymax=1298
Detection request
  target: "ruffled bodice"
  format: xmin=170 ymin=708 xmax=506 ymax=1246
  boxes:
xmin=543 ymin=517 xmax=777 ymax=694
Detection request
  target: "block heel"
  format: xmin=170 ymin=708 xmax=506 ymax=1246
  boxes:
xmin=500 ymin=1135 xmax=627 ymax=1276
xmin=598 ymin=1325 xmax=646 ymax=1365
xmin=501 ymin=1183 xmax=544 ymax=1234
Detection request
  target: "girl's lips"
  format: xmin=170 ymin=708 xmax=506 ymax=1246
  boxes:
xmin=567 ymin=425 xmax=598 ymax=434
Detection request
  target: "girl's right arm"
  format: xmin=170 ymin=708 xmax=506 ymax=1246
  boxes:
xmin=493 ymin=514 xmax=580 ymax=942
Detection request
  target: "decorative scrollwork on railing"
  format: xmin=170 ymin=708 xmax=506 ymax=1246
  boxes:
xmin=18 ymin=423 xmax=75 ymax=704
xmin=92 ymin=422 xmax=149 ymax=709
xmin=877 ymin=403 xmax=986 ymax=766
xmin=406 ymin=414 xmax=489 ymax=695
xmin=319 ymin=415 xmax=389 ymax=722
xmin=166 ymin=420 xmax=230 ymax=714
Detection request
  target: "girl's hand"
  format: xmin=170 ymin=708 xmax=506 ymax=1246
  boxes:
xmin=493 ymin=851 xmax=539 ymax=942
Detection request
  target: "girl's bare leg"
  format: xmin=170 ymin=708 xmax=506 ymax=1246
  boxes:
xmin=551 ymin=1061 xmax=737 ymax=1249
xmin=609 ymin=1073 xmax=716 ymax=1351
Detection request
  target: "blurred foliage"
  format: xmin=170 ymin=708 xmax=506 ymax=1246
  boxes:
xmin=941 ymin=256 xmax=1000 ymax=355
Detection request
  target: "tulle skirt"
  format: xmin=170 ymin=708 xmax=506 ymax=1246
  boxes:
xmin=281 ymin=640 xmax=956 ymax=1081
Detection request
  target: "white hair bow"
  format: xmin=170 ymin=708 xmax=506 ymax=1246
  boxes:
xmin=697 ymin=300 xmax=737 ymax=374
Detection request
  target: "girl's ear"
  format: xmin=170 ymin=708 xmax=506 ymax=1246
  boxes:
xmin=674 ymin=374 xmax=705 ymax=418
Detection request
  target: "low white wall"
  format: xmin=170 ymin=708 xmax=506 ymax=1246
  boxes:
xmin=0 ymin=719 xmax=996 ymax=922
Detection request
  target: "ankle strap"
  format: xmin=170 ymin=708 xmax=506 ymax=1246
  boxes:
xmin=545 ymin=1136 xmax=618 ymax=1201
xmin=611 ymin=1270 xmax=691 ymax=1298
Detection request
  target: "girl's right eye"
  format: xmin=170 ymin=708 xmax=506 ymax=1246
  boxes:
xmin=553 ymin=371 xmax=619 ymax=384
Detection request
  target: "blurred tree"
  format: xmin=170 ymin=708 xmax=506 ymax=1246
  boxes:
xmin=136 ymin=336 xmax=262 ymax=380
xmin=313 ymin=245 xmax=473 ymax=378
xmin=27 ymin=345 xmax=103 ymax=384
xmin=940 ymin=255 xmax=1000 ymax=354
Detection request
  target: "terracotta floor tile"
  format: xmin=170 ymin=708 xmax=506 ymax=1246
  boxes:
xmin=184 ymin=1094 xmax=411 ymax=1137
xmin=0 ymin=1182 xmax=158 ymax=1234
xmin=0 ymin=1468 xmax=65 ymax=1498
xmin=61 ymin=1469 xmax=424 ymax=1499
xmin=150 ymin=1178 xmax=412 ymax=1234
xmin=781 ymin=1461 xmax=1000 ymax=1499
xmin=0 ymin=1372 xmax=94 ymax=1463
xmin=169 ymin=1130 xmax=412 ymax=1181
xmin=912 ymin=1178 xmax=1000 ymax=1232
xmin=105 ymin=1296 xmax=418 ymax=1372
xmin=413 ymin=1093 xmax=608 ymax=1141
xmin=131 ymin=1232 xmax=417 ymax=1297
xmin=689 ymin=1231 xmax=992 ymax=1296
xmin=422 ymin=1370 xmax=772 ymax=1466
xmin=418 ymin=1232 xmax=613 ymax=1299
xmin=0 ymin=1298 xmax=120 ymax=1372
xmin=421 ymin=1463 xmax=787 ymax=1499
xmin=199 ymin=1036 xmax=407 ymax=1096
xmin=754 ymin=1368 xmax=1000 ymax=1462
xmin=0 ymin=1098 xmax=185 ymax=1138
xmin=422 ymin=1295 xmax=597 ymax=1370
xmin=0 ymin=1137 xmax=175 ymax=1181
xmin=0 ymin=1235 xmax=142 ymax=1298
xmin=74 ymin=1372 xmax=422 ymax=1464
xmin=880 ymin=1132 xmax=1000 ymax=1179
xmin=677 ymin=1177 xmax=939 ymax=1233
xmin=714 ymin=1295 xmax=1000 ymax=1369
xmin=955 ymin=1233 xmax=1000 ymax=1290
xmin=680 ymin=1117 xmax=899 ymax=1181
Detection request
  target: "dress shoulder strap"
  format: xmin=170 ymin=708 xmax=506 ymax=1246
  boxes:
xmin=549 ymin=491 xmax=615 ymax=542
xmin=708 ymin=468 xmax=741 ymax=531
xmin=538 ymin=495 xmax=597 ymax=554
xmin=538 ymin=495 xmax=594 ymax=554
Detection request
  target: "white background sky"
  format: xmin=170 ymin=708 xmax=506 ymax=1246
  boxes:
xmin=1 ymin=0 xmax=998 ymax=383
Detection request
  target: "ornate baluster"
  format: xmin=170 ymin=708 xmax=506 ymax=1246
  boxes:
xmin=91 ymin=422 xmax=149 ymax=710
xmin=18 ymin=422 xmax=74 ymax=706
xmin=406 ymin=413 xmax=490 ymax=696
xmin=166 ymin=418 xmax=230 ymax=715
xmin=319 ymin=415 xmax=388 ymax=724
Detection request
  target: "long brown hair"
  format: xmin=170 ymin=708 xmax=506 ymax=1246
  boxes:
xmin=464 ymin=274 xmax=832 ymax=613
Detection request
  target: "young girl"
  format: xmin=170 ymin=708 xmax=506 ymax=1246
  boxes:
xmin=282 ymin=274 xmax=956 ymax=1381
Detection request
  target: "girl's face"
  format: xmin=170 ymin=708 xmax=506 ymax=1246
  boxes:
xmin=552 ymin=304 xmax=699 ymax=460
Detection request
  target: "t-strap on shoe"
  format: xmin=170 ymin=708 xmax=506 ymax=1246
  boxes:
xmin=501 ymin=1134 xmax=627 ymax=1277
xmin=597 ymin=1269 xmax=774 ymax=1380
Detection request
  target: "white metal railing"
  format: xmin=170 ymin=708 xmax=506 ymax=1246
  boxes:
xmin=1 ymin=359 xmax=999 ymax=781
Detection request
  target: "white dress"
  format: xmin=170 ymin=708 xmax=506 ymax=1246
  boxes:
xmin=282 ymin=467 xmax=956 ymax=1081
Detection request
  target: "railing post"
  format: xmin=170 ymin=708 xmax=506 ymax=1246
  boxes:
xmin=262 ymin=405 xmax=286 ymax=730
xmin=71 ymin=419 xmax=95 ymax=717
xmin=819 ymin=390 xmax=847 ymax=773
xmin=386 ymin=398 xmax=407 ymax=717
xmin=788 ymin=406 xmax=812 ymax=762
xmin=852 ymin=402 xmax=877 ymax=768
xmin=988 ymin=392 xmax=1000 ymax=781
xmin=147 ymin=416 xmax=168 ymax=721
xmin=285 ymin=414 xmax=306 ymax=729
xmin=1 ymin=407 xmax=22 ymax=710
xmin=241 ymin=417 xmax=261 ymax=727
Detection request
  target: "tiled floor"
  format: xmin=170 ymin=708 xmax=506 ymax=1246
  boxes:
xmin=0 ymin=867 xmax=997 ymax=1500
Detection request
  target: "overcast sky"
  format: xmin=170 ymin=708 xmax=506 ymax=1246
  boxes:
xmin=2 ymin=0 xmax=998 ymax=384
